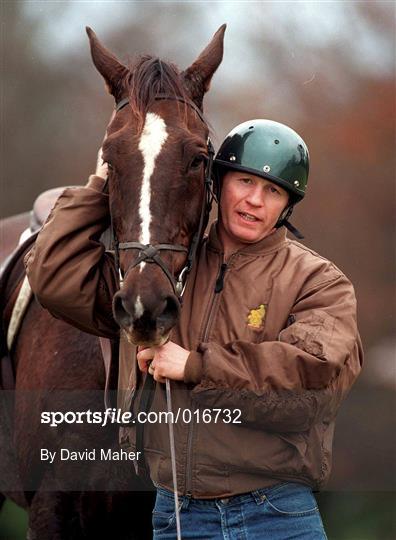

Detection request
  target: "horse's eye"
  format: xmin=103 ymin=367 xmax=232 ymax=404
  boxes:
xmin=189 ymin=155 xmax=205 ymax=170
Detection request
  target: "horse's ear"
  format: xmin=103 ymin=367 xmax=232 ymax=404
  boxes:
xmin=182 ymin=24 xmax=226 ymax=108
xmin=86 ymin=27 xmax=129 ymax=100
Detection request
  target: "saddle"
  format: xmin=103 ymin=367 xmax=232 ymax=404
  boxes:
xmin=0 ymin=187 xmax=117 ymax=406
xmin=31 ymin=186 xmax=70 ymax=232
xmin=1 ymin=187 xmax=70 ymax=391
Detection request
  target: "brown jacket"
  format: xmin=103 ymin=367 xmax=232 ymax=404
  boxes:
xmin=25 ymin=178 xmax=363 ymax=498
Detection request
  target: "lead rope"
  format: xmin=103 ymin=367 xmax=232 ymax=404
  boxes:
xmin=165 ymin=377 xmax=182 ymax=539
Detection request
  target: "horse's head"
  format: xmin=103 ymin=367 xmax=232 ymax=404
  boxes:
xmin=87 ymin=26 xmax=225 ymax=346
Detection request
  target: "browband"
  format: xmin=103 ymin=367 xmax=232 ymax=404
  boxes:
xmin=115 ymin=94 xmax=207 ymax=125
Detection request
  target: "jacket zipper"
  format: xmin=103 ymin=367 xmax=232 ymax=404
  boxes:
xmin=214 ymin=263 xmax=228 ymax=293
xmin=185 ymin=255 xmax=232 ymax=495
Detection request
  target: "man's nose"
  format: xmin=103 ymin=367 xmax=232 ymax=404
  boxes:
xmin=246 ymin=186 xmax=264 ymax=206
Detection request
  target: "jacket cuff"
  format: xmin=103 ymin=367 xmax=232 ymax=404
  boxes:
xmin=183 ymin=351 xmax=204 ymax=384
xmin=86 ymin=175 xmax=108 ymax=193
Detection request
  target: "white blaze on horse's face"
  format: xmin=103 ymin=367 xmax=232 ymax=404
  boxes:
xmin=138 ymin=112 xmax=168 ymax=270
xmin=134 ymin=295 xmax=144 ymax=319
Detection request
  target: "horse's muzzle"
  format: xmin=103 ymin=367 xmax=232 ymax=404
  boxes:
xmin=112 ymin=290 xmax=180 ymax=345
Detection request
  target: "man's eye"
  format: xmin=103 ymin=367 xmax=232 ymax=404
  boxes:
xmin=269 ymin=185 xmax=280 ymax=194
xmin=240 ymin=178 xmax=252 ymax=184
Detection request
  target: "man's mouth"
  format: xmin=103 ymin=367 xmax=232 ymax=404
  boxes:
xmin=238 ymin=211 xmax=260 ymax=222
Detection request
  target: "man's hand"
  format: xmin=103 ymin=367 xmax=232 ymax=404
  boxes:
xmin=86 ymin=147 xmax=109 ymax=190
xmin=94 ymin=147 xmax=109 ymax=180
xmin=137 ymin=341 xmax=190 ymax=383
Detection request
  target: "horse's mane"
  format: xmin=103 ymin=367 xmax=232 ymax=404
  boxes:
xmin=127 ymin=55 xmax=190 ymax=130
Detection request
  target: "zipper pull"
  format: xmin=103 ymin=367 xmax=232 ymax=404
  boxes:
xmin=215 ymin=263 xmax=227 ymax=293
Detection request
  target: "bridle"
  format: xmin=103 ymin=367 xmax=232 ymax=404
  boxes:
xmin=111 ymin=93 xmax=215 ymax=299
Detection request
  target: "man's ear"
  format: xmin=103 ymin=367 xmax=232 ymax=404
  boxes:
xmin=182 ymin=24 xmax=226 ymax=108
xmin=86 ymin=27 xmax=129 ymax=101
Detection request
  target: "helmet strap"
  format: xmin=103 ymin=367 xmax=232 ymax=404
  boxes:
xmin=284 ymin=219 xmax=304 ymax=240
xmin=275 ymin=204 xmax=304 ymax=240
xmin=275 ymin=205 xmax=293 ymax=228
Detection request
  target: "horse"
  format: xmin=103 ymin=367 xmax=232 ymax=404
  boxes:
xmin=0 ymin=24 xmax=225 ymax=539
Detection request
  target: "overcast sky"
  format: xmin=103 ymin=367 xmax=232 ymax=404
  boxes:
xmin=21 ymin=1 xmax=394 ymax=79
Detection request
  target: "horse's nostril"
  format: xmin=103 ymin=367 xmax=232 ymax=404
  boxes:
xmin=113 ymin=291 xmax=180 ymax=337
xmin=113 ymin=292 xmax=133 ymax=328
xmin=165 ymin=295 xmax=180 ymax=320
xmin=157 ymin=295 xmax=180 ymax=332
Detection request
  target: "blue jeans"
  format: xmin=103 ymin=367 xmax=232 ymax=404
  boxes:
xmin=152 ymin=483 xmax=327 ymax=539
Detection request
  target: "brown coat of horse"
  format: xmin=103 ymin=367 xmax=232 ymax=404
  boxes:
xmin=1 ymin=24 xmax=225 ymax=539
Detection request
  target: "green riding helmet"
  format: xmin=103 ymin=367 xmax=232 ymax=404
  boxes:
xmin=214 ymin=119 xmax=309 ymax=202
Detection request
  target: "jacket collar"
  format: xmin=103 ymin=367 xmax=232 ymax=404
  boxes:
xmin=207 ymin=221 xmax=288 ymax=256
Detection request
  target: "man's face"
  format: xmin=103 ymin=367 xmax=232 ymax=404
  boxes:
xmin=218 ymin=170 xmax=289 ymax=254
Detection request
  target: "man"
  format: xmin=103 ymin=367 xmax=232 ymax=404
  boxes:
xmin=26 ymin=119 xmax=362 ymax=539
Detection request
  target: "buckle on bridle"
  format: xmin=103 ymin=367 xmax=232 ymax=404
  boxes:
xmin=175 ymin=266 xmax=189 ymax=297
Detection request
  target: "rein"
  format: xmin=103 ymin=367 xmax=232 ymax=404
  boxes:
xmin=112 ymin=94 xmax=214 ymax=300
